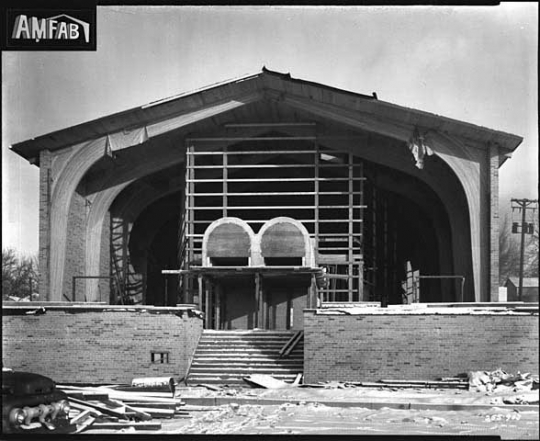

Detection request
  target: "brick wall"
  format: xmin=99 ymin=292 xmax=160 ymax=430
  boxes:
xmin=304 ymin=309 xmax=539 ymax=383
xmin=99 ymin=211 xmax=111 ymax=302
xmin=2 ymin=306 xmax=203 ymax=384
xmin=38 ymin=150 xmax=52 ymax=299
xmin=63 ymin=190 xmax=87 ymax=301
xmin=489 ymin=143 xmax=500 ymax=301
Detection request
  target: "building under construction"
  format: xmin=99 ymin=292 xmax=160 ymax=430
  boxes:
xmin=11 ymin=68 xmax=523 ymax=331
xmin=7 ymin=68 xmax=538 ymax=388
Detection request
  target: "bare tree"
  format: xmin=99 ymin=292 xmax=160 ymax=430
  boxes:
xmin=524 ymin=210 xmax=539 ymax=277
xmin=2 ymin=248 xmax=39 ymax=301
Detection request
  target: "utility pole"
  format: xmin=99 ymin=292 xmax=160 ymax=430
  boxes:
xmin=511 ymin=198 xmax=538 ymax=301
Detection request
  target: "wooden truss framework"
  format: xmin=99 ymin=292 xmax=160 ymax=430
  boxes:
xmin=178 ymin=133 xmax=368 ymax=305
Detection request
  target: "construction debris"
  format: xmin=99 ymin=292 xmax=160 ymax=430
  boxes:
xmin=279 ymin=331 xmax=304 ymax=359
xmin=130 ymin=377 xmax=176 ymax=396
xmin=243 ymin=374 xmax=291 ymax=389
xmin=58 ymin=383 xmax=190 ymax=433
xmin=468 ymin=369 xmax=539 ymax=393
xmin=197 ymin=384 xmax=223 ymax=391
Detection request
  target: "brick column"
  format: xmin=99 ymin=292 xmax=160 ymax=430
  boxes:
xmin=38 ymin=150 xmax=52 ymax=300
xmin=489 ymin=143 xmax=500 ymax=301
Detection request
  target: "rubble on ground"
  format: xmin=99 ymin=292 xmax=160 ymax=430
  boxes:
xmin=468 ymin=369 xmax=539 ymax=393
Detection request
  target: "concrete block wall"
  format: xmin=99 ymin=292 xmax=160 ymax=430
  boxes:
xmin=304 ymin=309 xmax=539 ymax=383
xmin=2 ymin=306 xmax=203 ymax=384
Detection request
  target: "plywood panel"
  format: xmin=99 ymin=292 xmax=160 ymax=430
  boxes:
xmin=261 ymin=223 xmax=306 ymax=257
xmin=207 ymin=223 xmax=251 ymax=257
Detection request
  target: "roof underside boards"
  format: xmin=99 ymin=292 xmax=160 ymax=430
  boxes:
xmin=11 ymin=68 xmax=522 ymax=166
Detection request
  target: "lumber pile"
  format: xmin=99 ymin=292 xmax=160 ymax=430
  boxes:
xmin=57 ymin=382 xmax=190 ymax=433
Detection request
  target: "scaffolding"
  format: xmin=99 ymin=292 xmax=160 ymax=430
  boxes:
xmin=178 ymin=134 xmax=367 ymax=304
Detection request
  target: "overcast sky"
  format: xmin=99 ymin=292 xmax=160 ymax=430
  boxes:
xmin=2 ymin=4 xmax=538 ymax=256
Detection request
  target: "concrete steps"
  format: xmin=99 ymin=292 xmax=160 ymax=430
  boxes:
xmin=187 ymin=330 xmax=304 ymax=386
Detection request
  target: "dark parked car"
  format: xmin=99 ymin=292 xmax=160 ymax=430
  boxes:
xmin=2 ymin=371 xmax=72 ymax=434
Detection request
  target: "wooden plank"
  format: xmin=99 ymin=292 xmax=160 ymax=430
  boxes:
xmin=189 ymin=191 xmax=365 ymax=196
xmin=193 ymin=205 xmax=367 ymax=209
xmin=222 ymin=146 xmax=227 ymax=217
xmin=69 ymin=400 xmax=104 ymax=416
xmin=70 ymin=408 xmax=100 ymax=424
xmin=90 ymin=421 xmax=162 ymax=430
xmin=197 ymin=275 xmax=203 ymax=314
xmin=189 ymin=137 xmax=318 ymax=142
xmin=122 ymin=402 xmax=176 ymax=410
xmin=62 ymin=390 xmax=110 ymax=401
xmin=314 ymin=140 xmax=320 ymax=268
xmin=187 ymin=177 xmax=366 ymax=183
xmin=191 ymin=148 xmax=318 ymax=154
xmin=279 ymin=330 xmax=304 ymax=358
xmin=128 ymin=407 xmax=175 ymax=418
xmin=243 ymin=374 xmax=290 ymax=389
xmin=348 ymin=152 xmax=354 ymax=302
xmin=255 ymin=273 xmax=263 ymax=329
xmin=215 ymin=285 xmax=221 ymax=330
xmin=204 ymin=281 xmax=210 ymax=329
xmin=108 ymin=399 xmax=152 ymax=421
xmin=68 ymin=397 xmax=126 ymax=419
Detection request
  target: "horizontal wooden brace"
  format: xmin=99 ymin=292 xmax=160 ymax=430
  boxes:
xmin=189 ymin=219 xmax=363 ymax=224
xmin=187 ymin=177 xmax=367 ymax=182
xmin=187 ymin=136 xmax=317 ymax=142
xmin=191 ymin=205 xmax=367 ymax=210
xmin=188 ymin=191 xmax=364 ymax=196
xmin=223 ymin=122 xmax=317 ymax=128
xmin=189 ymin=149 xmax=319 ymax=155
xmin=189 ymin=164 xmax=363 ymax=169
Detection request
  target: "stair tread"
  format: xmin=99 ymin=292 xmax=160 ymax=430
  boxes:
xmin=190 ymin=330 xmax=304 ymax=385
xmin=188 ymin=373 xmax=299 ymax=379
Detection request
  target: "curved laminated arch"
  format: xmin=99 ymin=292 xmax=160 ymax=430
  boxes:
xmin=278 ymin=98 xmax=483 ymax=299
xmin=325 ymin=136 xmax=474 ymax=300
xmin=84 ymin=182 xmax=131 ymax=301
xmin=427 ymin=132 xmax=485 ymax=301
xmin=48 ymin=136 xmax=109 ymax=300
xmin=45 ymin=92 xmax=262 ymax=301
xmin=83 ymin=154 xmax=186 ymax=301
xmin=374 ymin=173 xmax=454 ymax=301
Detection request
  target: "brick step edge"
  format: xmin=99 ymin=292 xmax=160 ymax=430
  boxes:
xmin=192 ymin=359 xmax=303 ymax=364
xmin=189 ymin=368 xmax=303 ymax=374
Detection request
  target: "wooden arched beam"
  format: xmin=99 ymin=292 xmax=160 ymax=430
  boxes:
xmin=324 ymin=136 xmax=473 ymax=300
xmin=278 ymin=95 xmax=489 ymax=299
xmin=83 ymin=150 xmax=186 ymax=301
xmin=48 ymin=137 xmax=109 ymax=300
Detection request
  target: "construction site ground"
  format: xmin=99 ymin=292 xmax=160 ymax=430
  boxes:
xmin=84 ymin=385 xmax=539 ymax=438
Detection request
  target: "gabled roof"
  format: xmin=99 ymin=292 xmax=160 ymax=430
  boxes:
xmin=506 ymin=277 xmax=539 ymax=288
xmin=11 ymin=67 xmax=523 ymax=165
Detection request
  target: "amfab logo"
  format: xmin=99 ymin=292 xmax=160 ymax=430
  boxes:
xmin=11 ymin=14 xmax=90 ymax=43
xmin=2 ymin=8 xmax=96 ymax=51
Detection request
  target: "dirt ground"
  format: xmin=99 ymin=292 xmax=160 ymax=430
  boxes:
xmin=85 ymin=385 xmax=539 ymax=438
